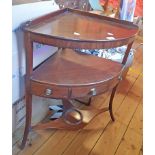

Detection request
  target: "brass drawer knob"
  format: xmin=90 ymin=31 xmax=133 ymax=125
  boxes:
xmin=88 ymin=88 xmax=97 ymax=96
xmin=45 ymin=88 xmax=52 ymax=96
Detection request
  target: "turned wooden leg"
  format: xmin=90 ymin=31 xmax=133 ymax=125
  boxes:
xmin=109 ymin=84 xmax=118 ymax=121
xmin=20 ymin=92 xmax=32 ymax=149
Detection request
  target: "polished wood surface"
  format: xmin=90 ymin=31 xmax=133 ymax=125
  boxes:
xmin=28 ymin=12 xmax=137 ymax=41
xmin=31 ymin=49 xmax=123 ymax=86
xmin=24 ymin=8 xmax=138 ymax=49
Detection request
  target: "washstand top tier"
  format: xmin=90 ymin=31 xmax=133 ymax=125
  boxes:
xmin=23 ymin=8 xmax=139 ymax=49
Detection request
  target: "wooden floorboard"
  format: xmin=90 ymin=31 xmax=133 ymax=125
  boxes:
xmin=129 ymin=101 xmax=143 ymax=135
xmin=89 ymin=121 xmax=127 ymax=155
xmin=115 ymin=126 xmax=142 ymax=155
xmin=13 ymin=39 xmax=143 ymax=155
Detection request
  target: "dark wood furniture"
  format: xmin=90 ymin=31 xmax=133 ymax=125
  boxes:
xmin=20 ymin=8 xmax=138 ymax=149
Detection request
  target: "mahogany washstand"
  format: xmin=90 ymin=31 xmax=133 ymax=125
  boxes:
xmin=20 ymin=8 xmax=138 ymax=149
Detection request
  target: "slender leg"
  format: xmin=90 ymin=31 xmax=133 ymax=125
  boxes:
xmin=109 ymin=84 xmax=118 ymax=121
xmin=20 ymin=32 xmax=33 ymax=149
xmin=20 ymin=92 xmax=32 ymax=149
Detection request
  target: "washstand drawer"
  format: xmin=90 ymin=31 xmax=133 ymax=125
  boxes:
xmin=31 ymin=81 xmax=68 ymax=98
xmin=71 ymin=77 xmax=119 ymax=98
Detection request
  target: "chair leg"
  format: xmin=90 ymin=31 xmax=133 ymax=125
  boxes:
xmin=109 ymin=84 xmax=118 ymax=121
xmin=20 ymin=93 xmax=32 ymax=149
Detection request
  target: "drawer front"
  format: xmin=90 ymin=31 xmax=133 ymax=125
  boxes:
xmin=31 ymin=77 xmax=119 ymax=99
xmin=31 ymin=81 xmax=68 ymax=99
xmin=71 ymin=77 xmax=119 ymax=98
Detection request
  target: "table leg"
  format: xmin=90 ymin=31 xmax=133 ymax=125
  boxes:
xmin=20 ymin=93 xmax=32 ymax=149
xmin=20 ymin=32 xmax=33 ymax=149
xmin=109 ymin=84 xmax=118 ymax=121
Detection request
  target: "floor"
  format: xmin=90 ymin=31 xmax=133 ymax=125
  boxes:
xmin=13 ymin=38 xmax=143 ymax=155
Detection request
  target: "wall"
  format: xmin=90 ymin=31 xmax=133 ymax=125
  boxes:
xmin=12 ymin=0 xmax=51 ymax=5
xmin=12 ymin=1 xmax=60 ymax=133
